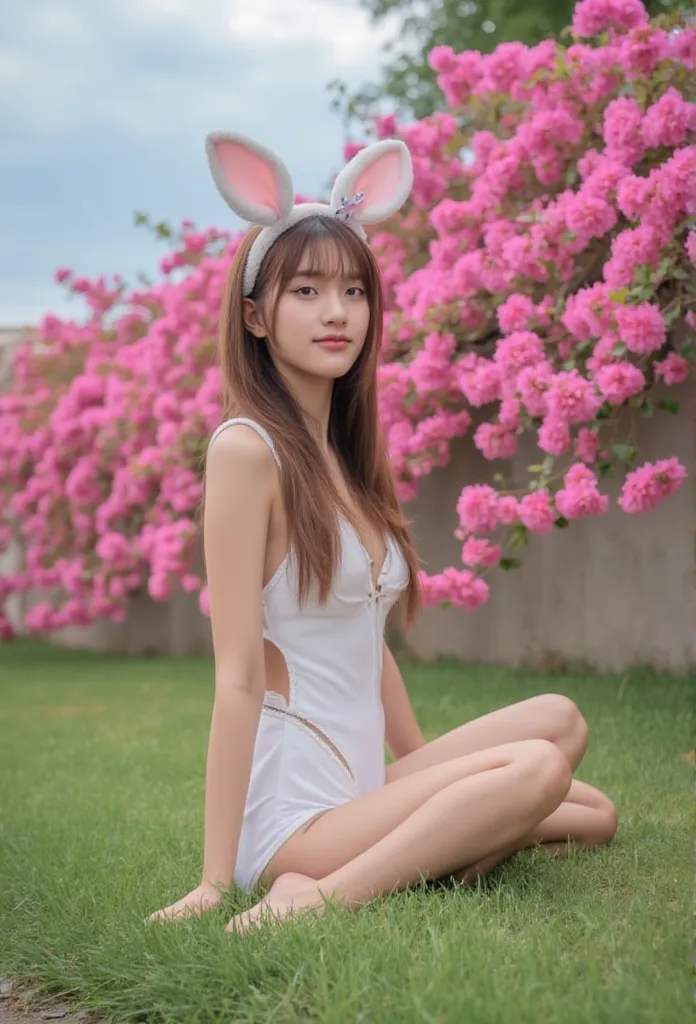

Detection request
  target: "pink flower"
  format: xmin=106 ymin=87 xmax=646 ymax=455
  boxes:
xmin=482 ymin=42 xmax=527 ymax=93
xmin=614 ymin=303 xmax=666 ymax=355
xmin=546 ymin=370 xmax=601 ymax=425
xmin=462 ymin=537 xmax=502 ymax=568
xmin=603 ymin=224 xmax=664 ymax=288
xmin=616 ymin=173 xmax=652 ymax=221
xmin=495 ymin=331 xmax=546 ymax=380
xmin=409 ymin=332 xmax=456 ymax=394
xmin=572 ymin=0 xmax=648 ymax=39
xmin=602 ymin=97 xmax=645 ymax=166
xmin=455 ymin=355 xmax=502 ymax=406
xmin=497 ymin=294 xmax=535 ymax=334
xmin=562 ymin=283 xmax=614 ymax=341
xmin=618 ymin=457 xmax=687 ymax=513
xmin=555 ymin=465 xmax=609 ymax=520
xmin=517 ymin=490 xmax=556 ymax=534
xmin=595 ymin=361 xmax=645 ymax=403
xmin=497 ymin=495 xmax=520 ymax=524
xmin=456 ymin=484 xmax=499 ymax=535
xmin=653 ymin=352 xmax=690 ymax=386
xmin=565 ymin=193 xmax=618 ymax=240
xmin=428 ymin=45 xmax=459 ymax=74
xmin=538 ymin=416 xmax=572 ymax=455
xmin=374 ymin=114 xmax=399 ymax=140
xmin=517 ymin=362 xmax=553 ymax=417
xmin=419 ymin=568 xmax=490 ymax=611
xmin=641 ymin=88 xmax=696 ymax=150
xmin=343 ymin=141 xmax=365 ymax=161
xmin=620 ymin=25 xmax=670 ymax=77
xmin=587 ymin=334 xmax=621 ymax=375
xmin=575 ymin=427 xmax=600 ymax=464
xmin=54 ymin=267 xmax=72 ymax=284
xmin=474 ymin=422 xmax=518 ymax=460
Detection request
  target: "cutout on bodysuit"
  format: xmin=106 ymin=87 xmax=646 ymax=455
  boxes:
xmin=263 ymin=638 xmax=291 ymax=704
xmin=262 ymin=639 xmax=354 ymax=782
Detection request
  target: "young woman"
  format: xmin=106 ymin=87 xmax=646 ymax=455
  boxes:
xmin=147 ymin=133 xmax=617 ymax=935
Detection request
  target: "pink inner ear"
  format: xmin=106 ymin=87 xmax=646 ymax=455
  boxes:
xmin=215 ymin=140 xmax=282 ymax=216
xmin=353 ymin=150 xmax=403 ymax=208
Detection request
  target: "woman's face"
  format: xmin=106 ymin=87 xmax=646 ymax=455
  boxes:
xmin=244 ymin=249 xmax=371 ymax=385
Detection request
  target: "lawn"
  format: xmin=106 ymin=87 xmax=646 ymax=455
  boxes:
xmin=0 ymin=640 xmax=690 ymax=1024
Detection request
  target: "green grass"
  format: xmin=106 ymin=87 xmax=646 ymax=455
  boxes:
xmin=0 ymin=640 xmax=691 ymax=1023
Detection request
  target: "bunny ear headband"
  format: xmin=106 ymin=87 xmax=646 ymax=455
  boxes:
xmin=204 ymin=131 xmax=413 ymax=296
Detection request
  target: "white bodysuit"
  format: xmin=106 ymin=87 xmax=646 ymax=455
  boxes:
xmin=208 ymin=418 xmax=410 ymax=892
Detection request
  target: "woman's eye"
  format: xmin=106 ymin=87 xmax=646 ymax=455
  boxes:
xmin=294 ymin=286 xmax=316 ymax=296
xmin=347 ymin=287 xmax=365 ymax=297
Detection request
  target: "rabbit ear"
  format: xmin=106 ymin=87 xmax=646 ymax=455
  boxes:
xmin=331 ymin=139 xmax=412 ymax=225
xmin=205 ymin=132 xmax=294 ymax=225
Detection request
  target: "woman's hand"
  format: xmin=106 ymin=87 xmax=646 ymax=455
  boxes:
xmin=145 ymin=881 xmax=223 ymax=923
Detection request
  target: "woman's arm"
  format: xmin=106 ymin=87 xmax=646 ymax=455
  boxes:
xmin=381 ymin=642 xmax=425 ymax=762
xmin=200 ymin=425 xmax=278 ymax=889
xmin=147 ymin=426 xmax=276 ymax=921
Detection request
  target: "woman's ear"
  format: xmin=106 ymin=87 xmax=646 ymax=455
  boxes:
xmin=242 ymin=297 xmax=267 ymax=338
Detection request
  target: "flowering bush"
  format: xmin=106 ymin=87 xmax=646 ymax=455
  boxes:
xmin=0 ymin=0 xmax=693 ymax=638
xmin=0 ymin=221 xmax=237 ymax=639
xmin=369 ymin=0 xmax=695 ymax=610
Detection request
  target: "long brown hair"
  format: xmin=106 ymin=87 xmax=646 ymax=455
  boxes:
xmin=211 ymin=216 xmax=421 ymax=628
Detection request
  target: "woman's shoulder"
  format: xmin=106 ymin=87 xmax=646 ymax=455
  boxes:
xmin=207 ymin=418 xmax=280 ymax=479
xmin=208 ymin=417 xmax=281 ymax=470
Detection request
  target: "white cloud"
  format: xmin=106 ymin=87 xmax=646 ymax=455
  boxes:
xmin=0 ymin=0 xmax=395 ymax=141
xmin=0 ymin=0 xmax=400 ymax=324
xmin=228 ymin=0 xmax=397 ymax=67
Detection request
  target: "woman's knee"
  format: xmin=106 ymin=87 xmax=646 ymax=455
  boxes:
xmin=516 ymin=738 xmax=573 ymax=813
xmin=535 ymin=694 xmax=589 ymax=762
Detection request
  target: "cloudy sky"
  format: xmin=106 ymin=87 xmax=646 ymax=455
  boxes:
xmin=1 ymin=0 xmax=398 ymax=326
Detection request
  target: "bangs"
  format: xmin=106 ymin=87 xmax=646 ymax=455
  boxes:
xmin=293 ymin=230 xmax=368 ymax=283
xmin=258 ymin=216 xmax=376 ymax=300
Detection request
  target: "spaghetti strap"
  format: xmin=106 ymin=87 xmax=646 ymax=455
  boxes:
xmin=209 ymin=417 xmax=281 ymax=469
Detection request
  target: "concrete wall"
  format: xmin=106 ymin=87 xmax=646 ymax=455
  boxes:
xmin=398 ymin=379 xmax=694 ymax=674
xmin=2 ymin=328 xmax=693 ymax=672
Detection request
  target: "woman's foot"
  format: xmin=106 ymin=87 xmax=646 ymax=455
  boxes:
xmin=226 ymin=872 xmax=330 ymax=936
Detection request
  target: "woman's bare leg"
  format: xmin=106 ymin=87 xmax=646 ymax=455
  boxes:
xmin=453 ymin=779 xmax=619 ymax=884
xmin=227 ymin=739 xmax=572 ymax=934
xmin=386 ymin=692 xmax=616 ymax=872
xmin=388 ymin=693 xmax=590 ymax=780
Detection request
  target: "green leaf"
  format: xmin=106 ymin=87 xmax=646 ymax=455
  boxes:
xmin=499 ymin=557 xmax=522 ymax=571
xmin=562 ymin=358 xmax=576 ymax=371
xmin=640 ymin=400 xmax=655 ymax=418
xmin=651 ymin=256 xmax=673 ymax=282
xmin=658 ymin=397 xmax=680 ymax=415
xmin=507 ymin=523 xmax=529 ymax=550
xmin=611 ymin=443 xmax=637 ymax=463
xmin=664 ymin=304 xmax=682 ymax=326
xmin=554 ymin=516 xmax=570 ymax=529
xmin=493 ymin=473 xmax=507 ymax=487
xmin=608 ymin=288 xmax=629 ymax=304
xmin=598 ymin=460 xmax=614 ymax=477
xmin=542 ymin=455 xmax=555 ymax=474
xmin=612 ymin=341 xmax=627 ymax=357
xmin=527 ymin=465 xmax=544 ymax=473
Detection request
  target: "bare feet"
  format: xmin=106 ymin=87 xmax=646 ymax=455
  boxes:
xmin=226 ymin=872 xmax=330 ymax=936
